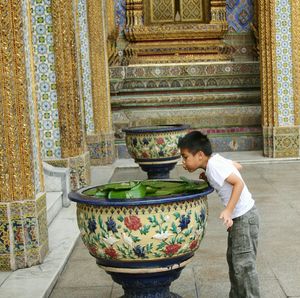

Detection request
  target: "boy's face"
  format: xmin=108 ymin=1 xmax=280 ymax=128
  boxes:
xmin=180 ymin=148 xmax=205 ymax=172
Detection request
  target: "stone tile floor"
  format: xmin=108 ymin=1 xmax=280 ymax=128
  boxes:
xmin=50 ymin=159 xmax=300 ymax=298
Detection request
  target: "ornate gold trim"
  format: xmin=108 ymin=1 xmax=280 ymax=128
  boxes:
xmin=258 ymin=0 xmax=278 ymax=127
xmin=52 ymin=0 xmax=85 ymax=158
xmin=292 ymin=0 xmax=300 ymax=125
xmin=86 ymin=0 xmax=113 ymax=133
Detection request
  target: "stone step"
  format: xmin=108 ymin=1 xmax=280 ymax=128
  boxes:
xmin=46 ymin=192 xmax=63 ymax=226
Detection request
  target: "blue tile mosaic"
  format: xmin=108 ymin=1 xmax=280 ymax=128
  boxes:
xmin=31 ymin=0 xmax=61 ymax=159
xmin=226 ymin=0 xmax=254 ymax=32
xmin=275 ymin=0 xmax=294 ymax=126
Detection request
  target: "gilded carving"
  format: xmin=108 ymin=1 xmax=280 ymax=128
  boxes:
xmin=150 ymin=0 xmax=175 ymax=23
xmin=0 ymin=0 xmax=35 ymax=201
xmin=52 ymin=0 xmax=85 ymax=158
xmin=258 ymin=0 xmax=277 ymax=127
xmin=292 ymin=0 xmax=300 ymax=125
xmin=124 ymin=0 xmax=228 ymax=63
xmin=86 ymin=0 xmax=113 ymax=134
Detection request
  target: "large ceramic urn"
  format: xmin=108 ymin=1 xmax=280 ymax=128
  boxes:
xmin=69 ymin=179 xmax=213 ymax=298
xmin=122 ymin=124 xmax=190 ymax=179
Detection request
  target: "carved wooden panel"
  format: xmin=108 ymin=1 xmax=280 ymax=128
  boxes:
xmin=150 ymin=0 xmax=174 ymax=23
xmin=181 ymin=0 xmax=203 ymax=22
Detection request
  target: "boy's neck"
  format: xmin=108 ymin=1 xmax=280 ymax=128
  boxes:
xmin=201 ymin=154 xmax=211 ymax=170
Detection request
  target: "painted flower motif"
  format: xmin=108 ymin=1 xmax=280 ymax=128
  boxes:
xmin=200 ymin=208 xmax=206 ymax=222
xmin=142 ymin=151 xmax=149 ymax=158
xmin=121 ymin=233 xmax=133 ymax=247
xmin=103 ymin=236 xmax=118 ymax=246
xmin=88 ymin=244 xmax=98 ymax=256
xmin=152 ymin=231 xmax=173 ymax=241
xmin=158 ymin=151 xmax=165 ymax=157
xmin=178 ymin=215 xmax=190 ymax=230
xmin=190 ymin=240 xmax=198 ymax=250
xmin=165 ymin=244 xmax=181 ymax=256
xmin=104 ymin=247 xmax=118 ymax=259
xmin=29 ymin=226 xmax=37 ymax=242
xmin=133 ymin=245 xmax=145 ymax=258
xmin=125 ymin=215 xmax=142 ymax=231
xmin=156 ymin=138 xmax=165 ymax=145
xmin=106 ymin=217 xmax=118 ymax=233
xmin=132 ymin=138 xmax=138 ymax=146
xmin=142 ymin=138 xmax=149 ymax=145
xmin=88 ymin=218 xmax=97 ymax=233
xmin=15 ymin=228 xmax=23 ymax=243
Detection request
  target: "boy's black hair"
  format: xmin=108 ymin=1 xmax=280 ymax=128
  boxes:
xmin=178 ymin=131 xmax=212 ymax=156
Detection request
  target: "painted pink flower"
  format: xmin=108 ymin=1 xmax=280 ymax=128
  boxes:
xmin=165 ymin=244 xmax=181 ymax=256
xmin=104 ymin=247 xmax=118 ymax=259
xmin=124 ymin=215 xmax=142 ymax=231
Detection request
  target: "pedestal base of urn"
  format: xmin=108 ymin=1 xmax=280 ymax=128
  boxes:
xmin=139 ymin=162 xmax=177 ymax=179
xmin=109 ymin=269 xmax=183 ymax=298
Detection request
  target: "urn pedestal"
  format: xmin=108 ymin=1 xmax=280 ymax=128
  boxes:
xmin=69 ymin=180 xmax=213 ymax=298
xmin=122 ymin=124 xmax=190 ymax=179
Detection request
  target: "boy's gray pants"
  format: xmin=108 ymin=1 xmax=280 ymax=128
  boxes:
xmin=227 ymin=205 xmax=260 ymax=298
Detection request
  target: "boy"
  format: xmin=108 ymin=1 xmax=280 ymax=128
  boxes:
xmin=178 ymin=131 xmax=260 ymax=298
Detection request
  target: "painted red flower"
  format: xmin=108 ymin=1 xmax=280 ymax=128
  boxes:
xmin=165 ymin=244 xmax=181 ymax=256
xmin=156 ymin=138 xmax=165 ymax=145
xmin=124 ymin=215 xmax=142 ymax=231
xmin=88 ymin=245 xmax=98 ymax=256
xmin=104 ymin=247 xmax=118 ymax=259
xmin=189 ymin=240 xmax=198 ymax=250
xmin=142 ymin=151 xmax=149 ymax=158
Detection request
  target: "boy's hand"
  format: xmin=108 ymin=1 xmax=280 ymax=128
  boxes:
xmin=199 ymin=172 xmax=207 ymax=181
xmin=219 ymin=209 xmax=233 ymax=229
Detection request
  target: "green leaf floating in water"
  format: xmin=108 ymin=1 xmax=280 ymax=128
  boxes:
xmin=83 ymin=178 xmax=208 ymax=200
xmin=108 ymin=182 xmax=147 ymax=199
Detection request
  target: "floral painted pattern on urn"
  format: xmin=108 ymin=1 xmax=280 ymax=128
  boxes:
xmin=77 ymin=198 xmax=208 ymax=262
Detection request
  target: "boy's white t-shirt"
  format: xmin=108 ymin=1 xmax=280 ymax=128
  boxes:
xmin=205 ymin=154 xmax=254 ymax=219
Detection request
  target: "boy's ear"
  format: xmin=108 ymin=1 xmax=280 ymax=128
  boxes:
xmin=196 ymin=150 xmax=204 ymax=160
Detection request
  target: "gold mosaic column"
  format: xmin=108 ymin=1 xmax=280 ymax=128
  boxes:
xmin=51 ymin=0 xmax=91 ymax=189
xmin=0 ymin=0 xmax=48 ymax=270
xmin=258 ymin=0 xmax=300 ymax=157
xmin=86 ymin=0 xmax=116 ymax=165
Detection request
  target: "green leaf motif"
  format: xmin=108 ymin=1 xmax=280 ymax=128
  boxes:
xmin=131 ymin=236 xmax=141 ymax=242
xmin=157 ymin=242 xmax=166 ymax=250
xmin=173 ymin=212 xmax=181 ymax=220
xmin=140 ymin=224 xmax=151 ymax=235
xmin=117 ymin=215 xmax=124 ymax=222
xmin=171 ymin=222 xmax=178 ymax=234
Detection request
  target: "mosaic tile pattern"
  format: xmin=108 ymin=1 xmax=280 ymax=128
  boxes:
xmin=275 ymin=0 xmax=294 ymax=126
xmin=114 ymin=0 xmax=126 ymax=34
xmin=23 ymin=0 xmax=43 ymax=193
xmin=226 ymin=0 xmax=254 ymax=32
xmin=31 ymin=0 xmax=61 ymax=159
xmin=77 ymin=0 xmax=94 ymax=134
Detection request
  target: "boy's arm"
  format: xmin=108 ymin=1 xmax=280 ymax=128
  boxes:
xmin=219 ymin=173 xmax=244 ymax=228
xmin=232 ymin=161 xmax=242 ymax=171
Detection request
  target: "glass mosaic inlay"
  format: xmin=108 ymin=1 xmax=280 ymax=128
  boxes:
xmin=275 ymin=0 xmax=294 ymax=126
xmin=226 ymin=0 xmax=254 ymax=33
xmin=31 ymin=0 xmax=61 ymax=158
xmin=78 ymin=0 xmax=94 ymax=134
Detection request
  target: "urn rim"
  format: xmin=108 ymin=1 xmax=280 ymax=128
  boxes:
xmin=68 ymin=180 xmax=214 ymax=207
xmin=122 ymin=124 xmax=190 ymax=134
